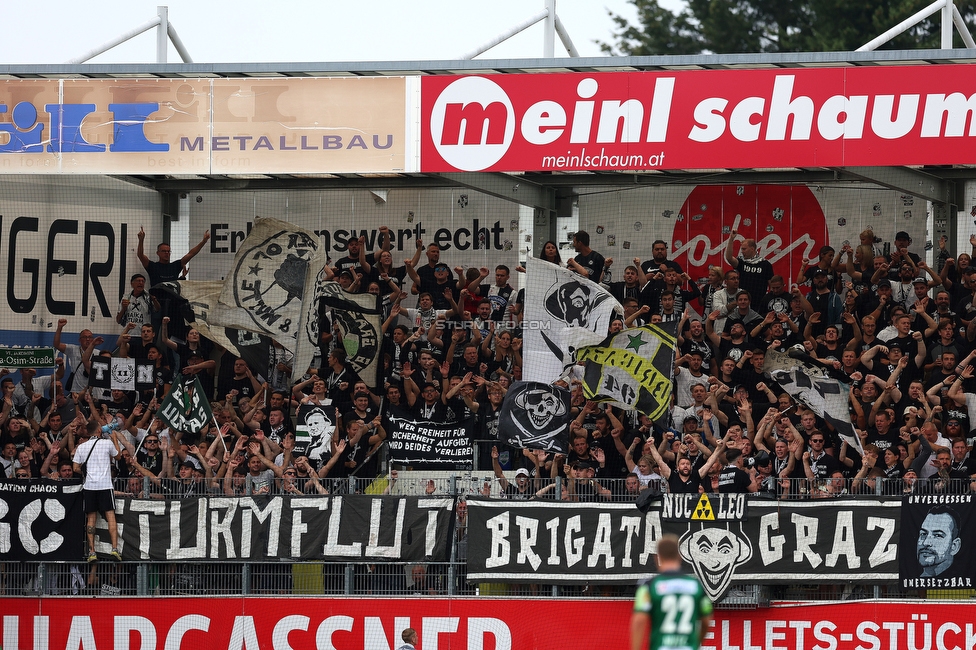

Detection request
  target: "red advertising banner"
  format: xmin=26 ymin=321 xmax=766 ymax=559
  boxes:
xmin=421 ymin=65 xmax=976 ymax=172
xmin=2 ymin=597 xmax=974 ymax=650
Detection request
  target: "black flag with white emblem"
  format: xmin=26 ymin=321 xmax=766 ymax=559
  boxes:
xmin=88 ymin=357 xmax=156 ymax=392
xmin=498 ymin=381 xmax=572 ymax=454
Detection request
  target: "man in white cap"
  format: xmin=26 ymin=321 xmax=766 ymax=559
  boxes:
xmin=491 ymin=446 xmax=533 ymax=499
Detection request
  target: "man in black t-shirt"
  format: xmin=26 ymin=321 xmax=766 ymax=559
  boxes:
xmin=717 ymin=449 xmax=758 ymax=493
xmin=120 ymin=324 xmax=156 ymax=360
xmin=864 ymin=409 xmax=901 ymax=453
xmin=639 ymin=239 xmax=683 ymax=279
xmin=567 ymin=231 xmax=606 ymax=284
xmin=724 ymin=229 xmax=773 ymax=305
xmin=218 ymin=358 xmax=263 ymax=402
xmin=137 ymin=226 xmax=211 ymax=343
xmin=334 ymin=229 xmax=392 ymax=282
xmin=409 ymin=243 xmax=443 ymax=296
xmin=137 ymin=227 xmax=211 ymax=286
xmin=648 ymin=440 xmax=724 ymax=494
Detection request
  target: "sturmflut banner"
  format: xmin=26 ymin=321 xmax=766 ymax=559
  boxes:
xmin=112 ymin=495 xmax=454 ymax=562
xmin=467 ymin=497 xmax=902 ymax=590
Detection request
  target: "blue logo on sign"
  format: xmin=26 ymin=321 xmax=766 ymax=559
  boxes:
xmin=0 ymin=102 xmax=168 ymax=153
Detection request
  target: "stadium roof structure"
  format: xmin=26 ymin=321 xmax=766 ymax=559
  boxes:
xmin=0 ymin=50 xmax=973 ymax=217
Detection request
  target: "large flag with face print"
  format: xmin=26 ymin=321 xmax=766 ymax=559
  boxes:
xmin=568 ymin=322 xmax=678 ymax=425
xmin=294 ymin=403 xmax=337 ymax=465
xmin=523 ymin=256 xmax=623 ymax=384
xmin=498 ymin=381 xmax=572 ymax=454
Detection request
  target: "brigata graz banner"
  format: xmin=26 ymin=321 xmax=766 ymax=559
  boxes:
xmin=112 ymin=495 xmax=454 ymax=562
xmin=466 ymin=498 xmax=660 ymax=583
xmin=1 ymin=598 xmax=972 ymax=650
xmin=0 ymin=480 xmax=84 ymax=561
xmin=422 ymin=65 xmax=976 ymax=172
xmin=467 ymin=496 xmax=901 ymax=591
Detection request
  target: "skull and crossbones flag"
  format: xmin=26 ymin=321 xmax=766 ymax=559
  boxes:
xmin=569 ymin=322 xmax=678 ymax=425
xmin=523 ymin=256 xmax=623 ymax=384
xmin=499 ymin=381 xmax=572 ymax=454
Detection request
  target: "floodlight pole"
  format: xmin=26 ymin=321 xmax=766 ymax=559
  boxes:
xmin=157 ymin=6 xmax=169 ymax=64
xmin=460 ymin=0 xmax=579 ymax=59
xmin=857 ymin=0 xmax=975 ymax=51
xmin=66 ymin=5 xmax=193 ymax=64
xmin=543 ymin=0 xmax=556 ymax=58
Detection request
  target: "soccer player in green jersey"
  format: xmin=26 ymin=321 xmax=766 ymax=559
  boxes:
xmin=631 ymin=534 xmax=713 ymax=650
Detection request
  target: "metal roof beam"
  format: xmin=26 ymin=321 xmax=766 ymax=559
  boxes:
xmin=6 ymin=48 xmax=976 ymax=79
xmin=831 ymin=166 xmax=953 ymax=205
xmin=432 ymin=172 xmax=554 ymax=210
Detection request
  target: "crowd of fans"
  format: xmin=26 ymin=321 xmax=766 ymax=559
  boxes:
xmin=3 ymin=224 xmax=976 ymax=512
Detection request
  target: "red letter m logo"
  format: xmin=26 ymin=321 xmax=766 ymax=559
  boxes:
xmin=441 ymin=102 xmax=508 ymax=145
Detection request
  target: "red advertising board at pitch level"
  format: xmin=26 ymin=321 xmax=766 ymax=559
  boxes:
xmin=2 ymin=598 xmax=975 ymax=650
xmin=421 ymin=65 xmax=976 ymax=172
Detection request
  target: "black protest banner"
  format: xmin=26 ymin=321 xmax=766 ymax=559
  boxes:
xmin=386 ymin=408 xmax=474 ymax=468
xmin=115 ymin=494 xmax=454 ymax=562
xmin=899 ymin=493 xmax=976 ymax=589
xmin=467 ymin=497 xmax=902 ymax=592
xmin=0 ymin=481 xmax=84 ymax=561
xmin=466 ymin=498 xmax=662 ymax=583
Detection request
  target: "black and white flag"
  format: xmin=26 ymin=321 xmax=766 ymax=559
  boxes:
xmin=764 ymin=348 xmax=863 ymax=455
xmin=498 ymin=381 xmax=572 ymax=454
xmin=88 ymin=357 xmax=155 ymax=392
xmin=295 ymin=403 xmax=337 ymax=465
xmin=318 ymin=282 xmax=384 ymax=388
xmin=523 ymin=256 xmax=622 ymax=384
xmin=157 ymin=280 xmax=272 ymax=375
xmin=213 ymin=217 xmax=326 ymax=360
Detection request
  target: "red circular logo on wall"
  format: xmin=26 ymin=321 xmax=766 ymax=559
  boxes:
xmin=670 ymin=185 xmax=828 ymax=285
